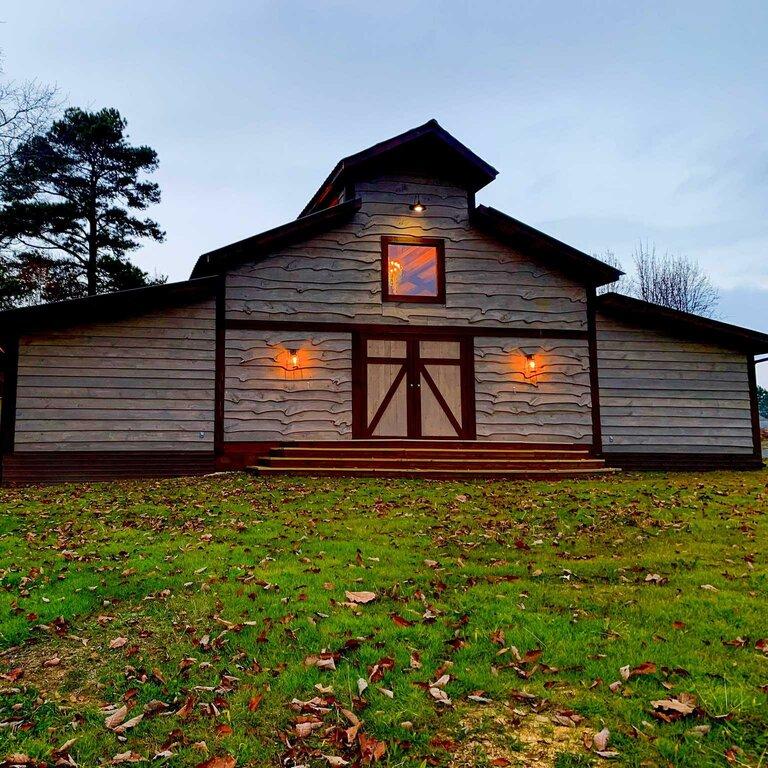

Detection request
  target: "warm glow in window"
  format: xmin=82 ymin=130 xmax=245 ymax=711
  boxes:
xmin=382 ymin=237 xmax=444 ymax=303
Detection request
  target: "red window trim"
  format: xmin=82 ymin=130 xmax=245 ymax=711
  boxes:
xmin=380 ymin=235 xmax=446 ymax=304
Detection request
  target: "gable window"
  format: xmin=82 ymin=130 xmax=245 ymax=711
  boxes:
xmin=381 ymin=236 xmax=445 ymax=303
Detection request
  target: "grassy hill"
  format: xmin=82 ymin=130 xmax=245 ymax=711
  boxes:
xmin=1 ymin=471 xmax=767 ymax=767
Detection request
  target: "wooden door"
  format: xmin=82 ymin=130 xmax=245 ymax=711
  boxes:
xmin=353 ymin=334 xmax=475 ymax=439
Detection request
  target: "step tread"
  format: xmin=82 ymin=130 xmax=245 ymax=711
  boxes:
xmin=264 ymin=457 xmax=606 ymax=465
xmin=250 ymin=466 xmax=620 ymax=475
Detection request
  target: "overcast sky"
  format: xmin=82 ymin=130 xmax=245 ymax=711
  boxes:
xmin=3 ymin=1 xmax=767 ymax=380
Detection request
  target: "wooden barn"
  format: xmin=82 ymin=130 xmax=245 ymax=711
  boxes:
xmin=1 ymin=120 xmax=766 ymax=483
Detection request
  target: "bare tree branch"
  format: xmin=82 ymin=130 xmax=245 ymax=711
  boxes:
xmin=595 ymin=242 xmax=719 ymax=317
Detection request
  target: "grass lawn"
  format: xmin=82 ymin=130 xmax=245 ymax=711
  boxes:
xmin=1 ymin=470 xmax=766 ymax=768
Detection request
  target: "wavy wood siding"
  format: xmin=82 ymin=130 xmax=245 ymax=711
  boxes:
xmin=474 ymin=337 xmax=592 ymax=443
xmin=226 ymin=175 xmax=587 ymax=330
xmin=14 ymin=301 xmax=216 ymax=451
xmin=596 ymin=314 xmax=753 ymax=453
xmin=225 ymin=330 xmax=352 ymax=441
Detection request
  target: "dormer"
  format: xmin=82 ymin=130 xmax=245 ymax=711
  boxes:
xmin=298 ymin=119 xmax=498 ymax=217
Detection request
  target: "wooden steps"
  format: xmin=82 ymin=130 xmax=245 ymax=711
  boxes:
xmin=247 ymin=441 xmax=619 ymax=480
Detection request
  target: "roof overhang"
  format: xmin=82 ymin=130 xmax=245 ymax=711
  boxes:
xmin=597 ymin=292 xmax=768 ymax=353
xmin=299 ymin=119 xmax=498 ymax=218
xmin=0 ymin=276 xmax=219 ymax=336
xmin=470 ymin=205 xmax=623 ymax=287
xmin=191 ymin=198 xmax=361 ymax=278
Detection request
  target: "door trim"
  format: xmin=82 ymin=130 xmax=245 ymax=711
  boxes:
xmin=352 ymin=331 xmax=476 ymax=440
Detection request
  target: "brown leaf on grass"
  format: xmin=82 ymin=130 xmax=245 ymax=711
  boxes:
xmin=105 ymin=705 xmax=128 ymax=730
xmin=195 ymin=756 xmax=236 ymax=768
xmin=43 ymin=656 xmax=61 ymax=668
xmin=294 ymin=716 xmax=324 ymax=737
xmin=368 ymin=656 xmax=394 ymax=683
xmin=247 ymin=694 xmax=263 ymax=711
xmin=109 ymin=636 xmax=128 ymax=649
xmin=722 ymin=637 xmax=748 ymax=648
xmin=672 ymin=621 xmax=687 ymax=630
xmin=2 ymin=667 xmax=24 ymax=682
xmin=390 ymin=613 xmax=414 ymax=627
xmin=551 ymin=710 xmax=584 ymax=727
xmin=359 ymin=733 xmax=386 ymax=763
xmin=114 ymin=713 xmax=144 ymax=734
xmin=490 ymin=629 xmax=505 ymax=646
xmin=344 ymin=590 xmax=377 ymax=604
xmin=651 ymin=693 xmax=697 ymax=722
xmin=620 ymin=661 xmax=657 ymax=680
xmin=429 ymin=687 xmax=452 ymax=705
xmin=111 ymin=751 xmax=144 ymax=764
xmin=176 ymin=695 xmax=196 ymax=719
xmin=142 ymin=700 xmax=169 ymax=717
xmin=755 ymin=638 xmax=768 ymax=654
xmin=593 ymin=728 xmax=610 ymax=752
xmin=323 ymin=756 xmax=349 ymax=767
xmin=305 ymin=653 xmax=336 ymax=671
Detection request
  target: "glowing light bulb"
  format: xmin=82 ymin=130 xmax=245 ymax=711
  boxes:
xmin=388 ymin=259 xmax=403 ymax=291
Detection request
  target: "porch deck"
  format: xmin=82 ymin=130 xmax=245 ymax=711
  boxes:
xmin=248 ymin=440 xmax=619 ymax=480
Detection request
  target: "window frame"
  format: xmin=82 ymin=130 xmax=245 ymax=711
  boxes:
xmin=380 ymin=235 xmax=446 ymax=304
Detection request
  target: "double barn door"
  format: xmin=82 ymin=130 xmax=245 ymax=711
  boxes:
xmin=353 ymin=334 xmax=475 ymax=439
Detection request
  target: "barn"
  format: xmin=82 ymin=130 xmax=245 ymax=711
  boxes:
xmin=1 ymin=120 xmax=765 ymax=483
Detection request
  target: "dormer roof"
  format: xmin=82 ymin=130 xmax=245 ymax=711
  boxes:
xmin=299 ymin=119 xmax=498 ymax=217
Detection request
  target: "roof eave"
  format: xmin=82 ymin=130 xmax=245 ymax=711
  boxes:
xmin=471 ymin=205 xmax=623 ymax=287
xmin=0 ymin=276 xmax=219 ymax=336
xmin=191 ymin=198 xmax=362 ymax=278
xmin=597 ymin=292 xmax=768 ymax=353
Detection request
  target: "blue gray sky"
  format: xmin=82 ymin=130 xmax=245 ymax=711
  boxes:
xmin=3 ymin=1 xmax=767 ymax=380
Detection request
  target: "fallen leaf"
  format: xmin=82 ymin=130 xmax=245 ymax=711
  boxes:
xmin=105 ymin=705 xmax=128 ymax=730
xmin=109 ymin=636 xmax=128 ymax=649
xmin=111 ymin=751 xmax=143 ymax=764
xmin=344 ymin=590 xmax=377 ymax=604
xmin=323 ymin=756 xmax=349 ymax=767
xmin=195 ymin=756 xmax=236 ymax=768
xmin=593 ymin=728 xmax=610 ymax=752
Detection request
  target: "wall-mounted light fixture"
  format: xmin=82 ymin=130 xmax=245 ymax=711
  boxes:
xmin=409 ymin=197 xmax=426 ymax=213
xmin=526 ymin=354 xmax=537 ymax=374
xmin=288 ymin=349 xmax=299 ymax=369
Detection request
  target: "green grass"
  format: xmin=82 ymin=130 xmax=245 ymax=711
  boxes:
xmin=1 ymin=470 xmax=766 ymax=767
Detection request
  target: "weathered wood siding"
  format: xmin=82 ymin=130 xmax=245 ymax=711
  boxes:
xmin=474 ymin=337 xmax=592 ymax=443
xmin=225 ymin=330 xmax=352 ymax=441
xmin=596 ymin=313 xmax=754 ymax=453
xmin=14 ymin=301 xmax=216 ymax=451
xmin=226 ymin=175 xmax=588 ymax=330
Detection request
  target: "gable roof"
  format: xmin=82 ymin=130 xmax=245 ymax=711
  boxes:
xmin=0 ymin=276 xmax=218 ymax=335
xmin=597 ymin=291 xmax=768 ymax=353
xmin=299 ymin=119 xmax=498 ymax=217
xmin=191 ymin=197 xmax=361 ymax=278
xmin=470 ymin=205 xmax=623 ymax=287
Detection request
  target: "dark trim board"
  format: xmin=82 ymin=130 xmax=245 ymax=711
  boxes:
xmin=586 ymin=287 xmax=602 ymax=454
xmin=227 ymin=318 xmax=589 ymax=340
xmin=0 ymin=337 xmax=19 ymax=460
xmin=603 ymin=452 xmax=764 ymax=472
xmin=1 ymin=451 xmax=217 ymax=485
xmin=747 ymin=355 xmax=762 ymax=458
xmin=214 ymin=275 xmax=226 ymax=455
